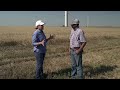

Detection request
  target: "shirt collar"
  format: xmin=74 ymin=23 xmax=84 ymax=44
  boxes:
xmin=72 ymin=27 xmax=79 ymax=31
xmin=37 ymin=29 xmax=43 ymax=33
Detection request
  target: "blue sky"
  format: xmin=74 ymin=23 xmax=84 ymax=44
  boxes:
xmin=0 ymin=11 xmax=120 ymax=26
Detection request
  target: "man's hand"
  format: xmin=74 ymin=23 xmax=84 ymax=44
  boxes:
xmin=75 ymin=42 xmax=86 ymax=54
xmin=75 ymin=49 xmax=80 ymax=54
xmin=49 ymin=34 xmax=55 ymax=39
xmin=38 ymin=39 xmax=45 ymax=46
xmin=46 ymin=34 xmax=55 ymax=42
xmin=75 ymin=48 xmax=82 ymax=54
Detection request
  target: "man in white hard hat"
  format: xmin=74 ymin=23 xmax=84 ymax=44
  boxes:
xmin=32 ymin=20 xmax=54 ymax=79
xmin=69 ymin=19 xmax=87 ymax=79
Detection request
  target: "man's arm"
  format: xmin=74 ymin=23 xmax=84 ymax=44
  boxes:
xmin=76 ymin=30 xmax=87 ymax=54
xmin=46 ymin=34 xmax=54 ymax=42
xmin=75 ymin=42 xmax=86 ymax=54
xmin=79 ymin=30 xmax=87 ymax=50
xmin=78 ymin=42 xmax=86 ymax=52
xmin=32 ymin=33 xmax=45 ymax=46
xmin=46 ymin=37 xmax=50 ymax=42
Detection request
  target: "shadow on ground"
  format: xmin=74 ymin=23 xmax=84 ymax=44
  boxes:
xmin=44 ymin=65 xmax=118 ymax=79
xmin=84 ymin=65 xmax=118 ymax=78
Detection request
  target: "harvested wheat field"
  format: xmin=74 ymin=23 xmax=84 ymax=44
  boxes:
xmin=0 ymin=26 xmax=120 ymax=79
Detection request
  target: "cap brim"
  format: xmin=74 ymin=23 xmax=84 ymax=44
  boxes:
xmin=71 ymin=23 xmax=78 ymax=25
xmin=39 ymin=22 xmax=44 ymax=25
xmin=35 ymin=21 xmax=46 ymax=27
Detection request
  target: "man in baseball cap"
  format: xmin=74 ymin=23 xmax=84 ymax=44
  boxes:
xmin=35 ymin=20 xmax=45 ymax=29
xmin=71 ymin=19 xmax=80 ymax=29
xmin=32 ymin=19 xmax=54 ymax=79
xmin=69 ymin=19 xmax=87 ymax=79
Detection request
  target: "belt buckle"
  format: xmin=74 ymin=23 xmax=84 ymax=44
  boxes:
xmin=74 ymin=47 xmax=80 ymax=50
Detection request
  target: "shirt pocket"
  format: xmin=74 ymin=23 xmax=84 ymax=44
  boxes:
xmin=76 ymin=34 xmax=80 ymax=41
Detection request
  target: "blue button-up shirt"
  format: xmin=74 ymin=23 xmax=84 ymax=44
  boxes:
xmin=32 ymin=29 xmax=47 ymax=53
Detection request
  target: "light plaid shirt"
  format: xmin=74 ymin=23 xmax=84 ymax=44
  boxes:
xmin=70 ymin=28 xmax=86 ymax=49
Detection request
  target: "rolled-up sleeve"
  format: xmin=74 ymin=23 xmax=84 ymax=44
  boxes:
xmin=32 ymin=32 xmax=38 ymax=46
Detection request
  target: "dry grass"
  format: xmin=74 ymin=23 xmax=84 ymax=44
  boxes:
xmin=0 ymin=26 xmax=120 ymax=79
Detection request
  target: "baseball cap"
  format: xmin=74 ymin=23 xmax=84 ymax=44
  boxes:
xmin=35 ymin=20 xmax=45 ymax=27
xmin=71 ymin=19 xmax=80 ymax=24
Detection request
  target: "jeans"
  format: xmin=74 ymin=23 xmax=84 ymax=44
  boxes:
xmin=34 ymin=52 xmax=45 ymax=79
xmin=70 ymin=49 xmax=83 ymax=79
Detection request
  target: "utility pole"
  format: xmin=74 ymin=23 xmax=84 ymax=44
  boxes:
xmin=65 ymin=11 xmax=68 ymax=27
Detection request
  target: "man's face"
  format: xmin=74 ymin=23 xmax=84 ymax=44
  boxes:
xmin=38 ymin=25 xmax=44 ymax=30
xmin=71 ymin=24 xmax=78 ymax=29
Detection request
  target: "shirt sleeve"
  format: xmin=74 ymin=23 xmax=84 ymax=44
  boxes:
xmin=32 ymin=32 xmax=38 ymax=46
xmin=32 ymin=32 xmax=42 ymax=46
xmin=79 ymin=30 xmax=86 ymax=42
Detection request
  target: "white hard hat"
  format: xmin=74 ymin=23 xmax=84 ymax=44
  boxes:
xmin=35 ymin=20 xmax=45 ymax=27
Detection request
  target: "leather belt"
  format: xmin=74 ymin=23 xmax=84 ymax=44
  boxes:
xmin=70 ymin=47 xmax=80 ymax=50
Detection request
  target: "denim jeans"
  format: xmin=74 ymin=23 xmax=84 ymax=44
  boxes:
xmin=70 ymin=49 xmax=83 ymax=79
xmin=34 ymin=52 xmax=45 ymax=79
